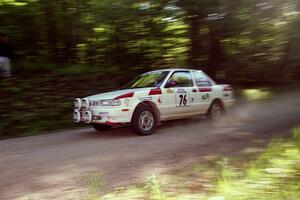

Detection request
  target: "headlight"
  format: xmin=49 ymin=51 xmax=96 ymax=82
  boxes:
xmin=82 ymin=111 xmax=92 ymax=123
xmin=74 ymin=98 xmax=82 ymax=109
xmin=100 ymin=99 xmax=121 ymax=106
xmin=81 ymin=98 xmax=90 ymax=110
xmin=73 ymin=110 xmax=81 ymax=123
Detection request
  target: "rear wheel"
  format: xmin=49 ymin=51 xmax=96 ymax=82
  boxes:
xmin=207 ymin=100 xmax=224 ymax=120
xmin=92 ymin=124 xmax=112 ymax=131
xmin=131 ymin=104 xmax=157 ymax=136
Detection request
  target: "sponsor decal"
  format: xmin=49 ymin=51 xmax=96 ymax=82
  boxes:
xmin=202 ymin=93 xmax=210 ymax=101
xmin=90 ymin=100 xmax=100 ymax=106
xmin=177 ymin=88 xmax=187 ymax=93
xmin=99 ymin=112 xmax=109 ymax=117
xmin=139 ymin=97 xmax=153 ymax=101
xmin=167 ymin=88 xmax=174 ymax=94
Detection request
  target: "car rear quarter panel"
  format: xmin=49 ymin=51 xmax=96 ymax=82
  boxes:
xmin=212 ymin=85 xmax=235 ymax=109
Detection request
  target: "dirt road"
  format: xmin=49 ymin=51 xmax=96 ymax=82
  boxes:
xmin=1 ymin=92 xmax=300 ymax=199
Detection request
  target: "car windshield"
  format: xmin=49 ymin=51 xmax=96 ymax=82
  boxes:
xmin=124 ymin=71 xmax=169 ymax=89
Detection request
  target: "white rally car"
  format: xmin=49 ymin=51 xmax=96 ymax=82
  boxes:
xmin=74 ymin=69 xmax=234 ymax=135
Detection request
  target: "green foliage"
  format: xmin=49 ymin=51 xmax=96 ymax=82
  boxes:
xmin=216 ymin=158 xmax=236 ymax=184
xmin=293 ymin=127 xmax=300 ymax=146
xmin=145 ymin=174 xmax=166 ymax=200
xmin=212 ymin=136 xmax=300 ymax=200
xmin=1 ymin=0 xmax=300 ymax=83
xmin=242 ymin=89 xmax=273 ymax=101
xmin=86 ymin=173 xmax=103 ymax=200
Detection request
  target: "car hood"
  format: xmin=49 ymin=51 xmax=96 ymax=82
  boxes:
xmin=86 ymin=88 xmax=151 ymax=100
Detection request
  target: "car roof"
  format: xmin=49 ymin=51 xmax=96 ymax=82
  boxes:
xmin=147 ymin=68 xmax=203 ymax=73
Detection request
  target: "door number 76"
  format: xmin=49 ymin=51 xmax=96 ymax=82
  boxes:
xmin=179 ymin=94 xmax=187 ymax=106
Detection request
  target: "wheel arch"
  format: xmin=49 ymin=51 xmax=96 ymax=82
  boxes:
xmin=131 ymin=101 xmax=161 ymax=125
xmin=209 ymin=98 xmax=225 ymax=112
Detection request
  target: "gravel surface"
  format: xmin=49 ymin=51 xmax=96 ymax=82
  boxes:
xmin=1 ymin=91 xmax=300 ymax=199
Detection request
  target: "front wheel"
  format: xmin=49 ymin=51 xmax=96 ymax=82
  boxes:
xmin=207 ymin=100 xmax=224 ymax=120
xmin=131 ymin=104 xmax=157 ymax=136
xmin=92 ymin=124 xmax=112 ymax=131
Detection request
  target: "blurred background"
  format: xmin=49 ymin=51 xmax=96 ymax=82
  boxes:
xmin=0 ymin=0 xmax=300 ymax=137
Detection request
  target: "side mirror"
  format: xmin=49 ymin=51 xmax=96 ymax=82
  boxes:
xmin=165 ymin=80 xmax=177 ymax=88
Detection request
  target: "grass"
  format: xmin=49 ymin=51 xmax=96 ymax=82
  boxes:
xmin=84 ymin=127 xmax=300 ymax=200
xmin=86 ymin=173 xmax=103 ymax=200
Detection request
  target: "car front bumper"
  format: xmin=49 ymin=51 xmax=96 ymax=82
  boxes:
xmin=74 ymin=106 xmax=134 ymax=125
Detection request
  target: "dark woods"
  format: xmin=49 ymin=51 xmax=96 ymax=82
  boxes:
xmin=1 ymin=0 xmax=300 ymax=84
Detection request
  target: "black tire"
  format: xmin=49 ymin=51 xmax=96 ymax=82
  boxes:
xmin=92 ymin=124 xmax=112 ymax=131
xmin=207 ymin=100 xmax=224 ymax=120
xmin=131 ymin=103 xmax=157 ymax=136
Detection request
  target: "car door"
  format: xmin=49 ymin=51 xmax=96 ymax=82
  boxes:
xmin=160 ymin=71 xmax=197 ymax=118
xmin=191 ymin=71 xmax=214 ymax=113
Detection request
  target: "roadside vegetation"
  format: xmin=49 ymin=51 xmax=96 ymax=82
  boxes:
xmin=0 ymin=65 xmax=298 ymax=139
xmin=84 ymin=127 xmax=300 ymax=200
xmin=0 ymin=64 xmax=128 ymax=138
xmin=1 ymin=61 xmax=298 ymax=139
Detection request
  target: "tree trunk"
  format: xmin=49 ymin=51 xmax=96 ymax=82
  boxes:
xmin=187 ymin=15 xmax=202 ymax=69
xmin=279 ymin=2 xmax=300 ymax=83
xmin=207 ymin=25 xmax=222 ymax=80
xmin=63 ymin=18 xmax=76 ymax=63
xmin=39 ymin=0 xmax=58 ymax=63
xmin=62 ymin=1 xmax=77 ymax=63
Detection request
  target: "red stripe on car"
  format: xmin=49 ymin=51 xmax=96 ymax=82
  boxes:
xmin=198 ymin=87 xmax=212 ymax=92
xmin=114 ymin=92 xmax=134 ymax=99
xmin=148 ymin=88 xmax=162 ymax=95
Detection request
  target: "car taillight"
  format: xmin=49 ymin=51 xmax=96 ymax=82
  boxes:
xmin=223 ymin=85 xmax=233 ymax=91
xmin=149 ymin=88 xmax=162 ymax=95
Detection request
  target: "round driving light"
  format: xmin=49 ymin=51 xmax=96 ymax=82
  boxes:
xmin=83 ymin=111 xmax=92 ymax=123
xmin=73 ymin=110 xmax=81 ymax=123
xmin=81 ymin=98 xmax=90 ymax=110
xmin=74 ymin=98 xmax=82 ymax=110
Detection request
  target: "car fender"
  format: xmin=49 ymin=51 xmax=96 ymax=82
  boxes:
xmin=129 ymin=96 xmax=161 ymax=125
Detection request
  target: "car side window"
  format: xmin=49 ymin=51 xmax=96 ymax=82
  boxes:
xmin=192 ymin=71 xmax=212 ymax=87
xmin=167 ymin=71 xmax=194 ymax=88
